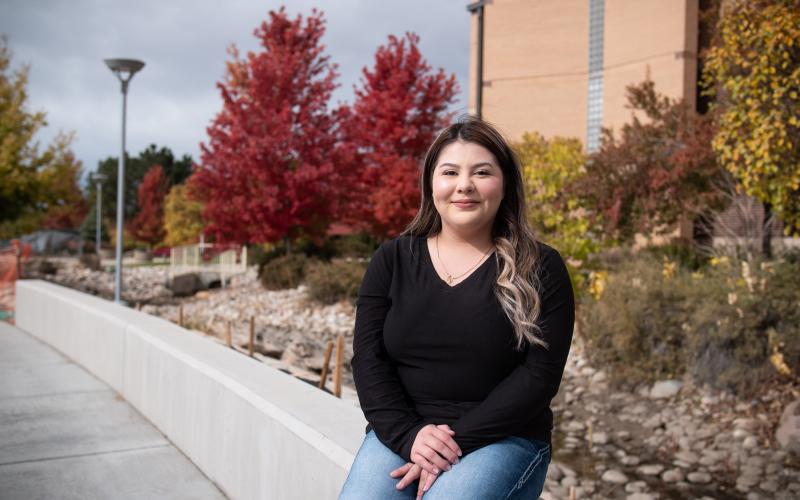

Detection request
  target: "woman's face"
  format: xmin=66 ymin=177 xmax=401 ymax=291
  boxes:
xmin=431 ymin=140 xmax=505 ymax=236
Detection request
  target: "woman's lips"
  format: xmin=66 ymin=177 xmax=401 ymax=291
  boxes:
xmin=452 ymin=201 xmax=479 ymax=208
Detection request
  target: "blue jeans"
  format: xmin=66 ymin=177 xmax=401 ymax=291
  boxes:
xmin=339 ymin=430 xmax=550 ymax=499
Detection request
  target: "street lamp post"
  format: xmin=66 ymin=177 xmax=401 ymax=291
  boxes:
xmin=104 ymin=58 xmax=145 ymax=304
xmin=90 ymin=173 xmax=107 ymax=255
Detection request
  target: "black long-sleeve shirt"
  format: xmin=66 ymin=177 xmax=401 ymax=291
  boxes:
xmin=351 ymin=233 xmax=574 ymax=461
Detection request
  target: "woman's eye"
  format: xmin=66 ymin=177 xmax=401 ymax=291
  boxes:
xmin=442 ymin=170 xmax=457 ymax=176
xmin=475 ymin=170 xmax=490 ymax=176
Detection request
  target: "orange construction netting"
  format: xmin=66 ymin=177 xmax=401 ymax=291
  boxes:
xmin=0 ymin=241 xmax=32 ymax=324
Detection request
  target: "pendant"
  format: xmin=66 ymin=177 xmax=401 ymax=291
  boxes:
xmin=447 ymin=274 xmax=454 ymax=284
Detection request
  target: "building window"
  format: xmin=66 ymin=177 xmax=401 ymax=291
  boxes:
xmin=587 ymin=0 xmax=605 ymax=152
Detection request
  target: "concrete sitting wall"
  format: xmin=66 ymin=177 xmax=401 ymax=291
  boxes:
xmin=15 ymin=280 xmax=365 ymax=499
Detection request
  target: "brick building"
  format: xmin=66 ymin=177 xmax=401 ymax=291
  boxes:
xmin=466 ymin=0 xmax=797 ymax=251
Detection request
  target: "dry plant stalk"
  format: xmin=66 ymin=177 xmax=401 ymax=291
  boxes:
xmin=333 ymin=334 xmax=344 ymax=398
xmin=688 ymin=170 xmax=778 ymax=260
xmin=319 ymin=340 xmax=334 ymax=390
xmin=248 ymin=316 xmax=255 ymax=357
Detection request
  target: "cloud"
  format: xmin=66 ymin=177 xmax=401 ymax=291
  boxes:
xmin=1 ymin=0 xmax=469 ymax=182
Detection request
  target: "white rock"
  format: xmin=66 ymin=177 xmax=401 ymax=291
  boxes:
xmin=661 ymin=468 xmax=684 ymax=483
xmin=546 ymin=463 xmax=563 ymax=481
xmin=626 ymin=494 xmax=657 ymax=500
xmin=759 ymin=480 xmax=778 ymax=492
xmin=687 ymin=471 xmax=712 ymax=483
xmin=620 ymin=455 xmax=640 ymax=466
xmin=624 ymin=480 xmax=647 ymax=493
xmin=650 ymin=380 xmax=683 ymax=399
xmin=561 ymin=476 xmax=578 ymax=488
xmin=674 ymin=450 xmax=699 ymax=464
xmin=559 ymin=463 xmax=577 ymax=477
xmin=636 ymin=464 xmax=664 ymax=476
xmin=742 ymin=436 xmax=758 ymax=449
xmin=601 ymin=469 xmax=628 ymax=484
xmin=591 ymin=431 xmax=609 ymax=445
xmin=591 ymin=370 xmax=607 ymax=383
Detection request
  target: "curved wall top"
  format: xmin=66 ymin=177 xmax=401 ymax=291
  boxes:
xmin=15 ymin=279 xmax=365 ymax=500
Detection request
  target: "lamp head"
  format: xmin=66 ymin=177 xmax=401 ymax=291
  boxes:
xmin=90 ymin=172 xmax=108 ymax=184
xmin=104 ymin=58 xmax=145 ymax=83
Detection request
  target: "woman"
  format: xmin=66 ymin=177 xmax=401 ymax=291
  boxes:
xmin=339 ymin=117 xmax=574 ymax=499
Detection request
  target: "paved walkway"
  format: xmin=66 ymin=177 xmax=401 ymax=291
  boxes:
xmin=0 ymin=321 xmax=227 ymax=500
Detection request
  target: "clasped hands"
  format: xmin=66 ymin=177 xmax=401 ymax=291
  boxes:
xmin=389 ymin=424 xmax=462 ymax=499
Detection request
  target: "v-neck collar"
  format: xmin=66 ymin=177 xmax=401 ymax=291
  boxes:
xmin=420 ymin=236 xmax=496 ymax=289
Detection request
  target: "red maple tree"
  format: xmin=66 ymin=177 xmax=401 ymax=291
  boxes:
xmin=128 ymin=165 xmax=168 ymax=246
xmin=192 ymin=8 xmax=345 ymax=245
xmin=340 ymin=33 xmax=458 ymax=237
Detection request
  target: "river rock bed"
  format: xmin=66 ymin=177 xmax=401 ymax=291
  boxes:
xmin=543 ymin=353 xmax=800 ymax=499
xmin=23 ymin=257 xmax=173 ymax=304
xmin=29 ymin=260 xmax=800 ymax=499
xmin=141 ymin=267 xmax=357 ymax=386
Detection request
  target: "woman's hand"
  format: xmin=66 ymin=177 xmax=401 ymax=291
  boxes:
xmin=390 ymin=462 xmax=438 ymax=499
xmin=410 ymin=424 xmax=462 ymax=475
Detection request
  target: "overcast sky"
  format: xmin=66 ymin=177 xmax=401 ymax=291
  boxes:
xmin=1 ymin=0 xmax=471 ymax=185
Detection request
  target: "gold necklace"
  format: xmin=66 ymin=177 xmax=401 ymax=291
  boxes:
xmin=435 ymin=235 xmax=494 ymax=285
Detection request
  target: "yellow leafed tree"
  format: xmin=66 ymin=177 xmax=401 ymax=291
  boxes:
xmin=163 ymin=183 xmax=205 ymax=247
xmin=703 ymin=0 xmax=800 ymax=236
xmin=515 ymin=132 xmax=606 ymax=293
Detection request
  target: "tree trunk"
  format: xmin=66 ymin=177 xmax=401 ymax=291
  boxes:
xmin=692 ymin=211 xmax=714 ymax=255
xmin=762 ymin=201 xmax=773 ymax=259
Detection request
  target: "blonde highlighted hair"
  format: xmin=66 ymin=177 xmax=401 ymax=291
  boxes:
xmin=402 ymin=116 xmax=546 ymax=350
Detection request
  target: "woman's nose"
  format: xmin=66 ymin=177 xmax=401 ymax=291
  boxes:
xmin=456 ymin=173 xmax=474 ymax=192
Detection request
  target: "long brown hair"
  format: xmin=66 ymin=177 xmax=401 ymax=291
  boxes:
xmin=402 ymin=116 xmax=545 ymax=350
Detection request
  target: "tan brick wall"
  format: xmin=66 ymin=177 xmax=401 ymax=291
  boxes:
xmin=470 ymin=0 xmax=589 ymax=141
xmin=468 ymin=0 xmax=698 ymax=145
xmin=604 ymin=0 xmax=698 ymax=134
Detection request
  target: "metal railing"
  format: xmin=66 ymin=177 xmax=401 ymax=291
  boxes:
xmin=169 ymin=243 xmax=247 ymax=287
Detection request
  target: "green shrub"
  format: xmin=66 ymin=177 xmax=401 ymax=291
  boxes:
xmin=330 ymin=232 xmax=379 ymax=259
xmin=578 ymin=251 xmax=800 ymax=395
xmin=641 ymin=239 xmax=708 ymax=271
xmin=686 ymin=258 xmax=800 ymax=395
xmin=579 ymin=253 xmax=691 ymax=387
xmin=305 ymin=259 xmax=367 ymax=305
xmin=259 ymin=253 xmax=310 ymax=290
xmin=79 ymin=253 xmax=101 ymax=271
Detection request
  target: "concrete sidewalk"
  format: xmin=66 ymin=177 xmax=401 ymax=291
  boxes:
xmin=0 ymin=320 xmax=227 ymax=500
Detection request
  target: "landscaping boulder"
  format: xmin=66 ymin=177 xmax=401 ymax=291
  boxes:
xmin=167 ymin=273 xmax=203 ymax=297
xmin=776 ymin=399 xmax=800 ymax=454
xmin=197 ymin=271 xmax=221 ymax=289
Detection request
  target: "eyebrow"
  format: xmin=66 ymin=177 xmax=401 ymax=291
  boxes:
xmin=436 ymin=162 xmax=496 ymax=169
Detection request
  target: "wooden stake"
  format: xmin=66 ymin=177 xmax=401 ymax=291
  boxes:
xmin=178 ymin=305 xmax=184 ymax=327
xmin=333 ymin=334 xmax=344 ymax=398
xmin=225 ymin=320 xmax=232 ymax=348
xmin=248 ymin=316 xmax=255 ymax=357
xmin=319 ymin=340 xmax=334 ymax=390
